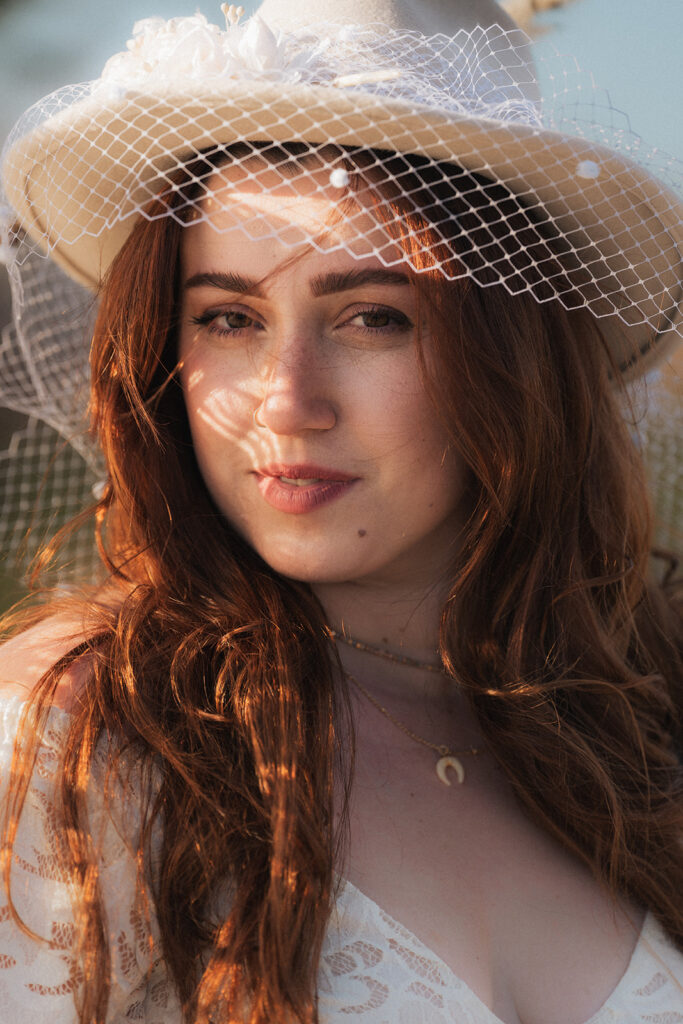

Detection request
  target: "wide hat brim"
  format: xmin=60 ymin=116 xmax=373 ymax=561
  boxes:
xmin=4 ymin=77 xmax=682 ymax=379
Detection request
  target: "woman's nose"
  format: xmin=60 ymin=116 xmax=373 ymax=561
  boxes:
xmin=253 ymin=335 xmax=337 ymax=435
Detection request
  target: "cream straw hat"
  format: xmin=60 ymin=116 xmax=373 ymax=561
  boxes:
xmin=1 ymin=0 xmax=681 ymax=378
xmin=0 ymin=0 xmax=680 ymax=582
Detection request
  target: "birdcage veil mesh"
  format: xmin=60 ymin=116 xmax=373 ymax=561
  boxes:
xmin=0 ymin=9 xmax=681 ymax=589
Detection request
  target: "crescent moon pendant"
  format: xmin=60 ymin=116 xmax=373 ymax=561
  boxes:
xmin=436 ymin=755 xmax=465 ymax=785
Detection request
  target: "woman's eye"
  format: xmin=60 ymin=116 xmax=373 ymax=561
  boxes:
xmin=345 ymin=307 xmax=412 ymax=335
xmin=190 ymin=309 xmax=261 ymax=336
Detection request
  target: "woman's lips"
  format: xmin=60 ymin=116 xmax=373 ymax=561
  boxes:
xmin=253 ymin=464 xmax=359 ymax=514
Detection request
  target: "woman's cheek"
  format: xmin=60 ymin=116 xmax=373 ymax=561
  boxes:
xmin=182 ymin=351 xmax=253 ymax=443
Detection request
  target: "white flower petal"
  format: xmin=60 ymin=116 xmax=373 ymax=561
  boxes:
xmin=237 ymin=16 xmax=282 ymax=71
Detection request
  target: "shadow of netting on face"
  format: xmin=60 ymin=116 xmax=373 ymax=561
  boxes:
xmin=0 ymin=416 xmax=103 ymax=592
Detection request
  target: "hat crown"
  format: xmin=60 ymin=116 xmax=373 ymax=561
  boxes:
xmin=256 ymin=0 xmax=518 ymax=36
xmin=255 ymin=0 xmax=539 ymax=103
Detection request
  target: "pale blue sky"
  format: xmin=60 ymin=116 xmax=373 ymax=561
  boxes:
xmin=532 ymin=0 xmax=681 ymax=158
xmin=0 ymin=0 xmax=680 ymax=159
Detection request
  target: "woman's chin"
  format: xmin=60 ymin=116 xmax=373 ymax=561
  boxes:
xmin=265 ymin=553 xmax=370 ymax=586
xmin=248 ymin=536 xmax=380 ymax=586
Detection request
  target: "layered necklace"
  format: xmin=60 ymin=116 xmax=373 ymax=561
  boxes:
xmin=329 ymin=629 xmax=480 ymax=785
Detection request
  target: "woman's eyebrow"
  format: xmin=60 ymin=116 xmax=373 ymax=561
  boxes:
xmin=310 ymin=269 xmax=411 ymax=296
xmin=183 ymin=268 xmax=411 ymax=297
xmin=183 ymin=271 xmax=264 ymax=296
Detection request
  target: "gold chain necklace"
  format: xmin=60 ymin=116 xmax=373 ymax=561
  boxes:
xmin=329 ymin=628 xmax=443 ymax=673
xmin=344 ymin=670 xmax=480 ymax=786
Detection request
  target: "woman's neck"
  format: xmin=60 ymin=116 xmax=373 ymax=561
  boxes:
xmin=312 ymin=575 xmax=449 ymax=703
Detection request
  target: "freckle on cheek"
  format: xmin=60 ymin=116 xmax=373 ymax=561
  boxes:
xmin=357 ymin=529 xmax=367 ymax=538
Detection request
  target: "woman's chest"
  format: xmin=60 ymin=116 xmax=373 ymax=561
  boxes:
xmin=339 ymin=740 xmax=646 ymax=1024
xmin=318 ymin=879 xmax=683 ymax=1024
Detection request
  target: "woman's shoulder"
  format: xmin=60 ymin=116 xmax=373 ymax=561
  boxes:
xmin=0 ymin=606 xmax=174 ymax=1022
xmin=0 ymin=606 xmax=115 ymax=773
xmin=0 ymin=590 xmax=125 ymax=714
xmin=0 ymin=613 xmax=88 ymax=705
xmin=0 ymin=596 xmax=154 ymax=838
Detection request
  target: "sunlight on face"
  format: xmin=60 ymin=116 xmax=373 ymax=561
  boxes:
xmin=191 ymin=157 xmax=402 ymax=261
xmin=178 ymin=156 xmax=466 ymax=588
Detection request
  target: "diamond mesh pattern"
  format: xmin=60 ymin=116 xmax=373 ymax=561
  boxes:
xmin=0 ymin=252 xmax=94 ymax=435
xmin=1 ymin=19 xmax=680 ymax=333
xmin=0 ymin=416 xmax=102 ymax=587
xmin=0 ymin=12 xmax=680 ymax=587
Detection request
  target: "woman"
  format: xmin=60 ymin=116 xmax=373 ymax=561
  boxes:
xmin=0 ymin=1 xmax=681 ymax=1022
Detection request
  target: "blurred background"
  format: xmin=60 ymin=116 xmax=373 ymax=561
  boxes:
xmin=0 ymin=0 xmax=681 ymax=609
xmin=1 ymin=0 xmax=680 ymax=153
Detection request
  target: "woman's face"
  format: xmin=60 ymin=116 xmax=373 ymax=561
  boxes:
xmin=178 ymin=160 xmax=466 ymax=587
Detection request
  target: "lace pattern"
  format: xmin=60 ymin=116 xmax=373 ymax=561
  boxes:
xmin=0 ymin=696 xmax=681 ymax=1023
xmin=325 ymin=882 xmax=683 ymax=1023
xmin=0 ymin=696 xmax=180 ymax=1023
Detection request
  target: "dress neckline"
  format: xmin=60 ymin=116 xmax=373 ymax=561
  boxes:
xmin=337 ymin=876 xmax=653 ymax=1024
xmin=0 ymin=694 xmax=661 ymax=1024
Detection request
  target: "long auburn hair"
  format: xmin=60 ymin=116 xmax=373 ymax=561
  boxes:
xmin=2 ymin=143 xmax=682 ymax=1024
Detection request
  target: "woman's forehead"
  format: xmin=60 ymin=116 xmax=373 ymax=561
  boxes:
xmin=180 ymin=158 xmax=408 ymax=272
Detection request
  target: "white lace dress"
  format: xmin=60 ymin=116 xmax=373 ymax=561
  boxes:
xmin=1 ymin=695 xmax=682 ymax=1023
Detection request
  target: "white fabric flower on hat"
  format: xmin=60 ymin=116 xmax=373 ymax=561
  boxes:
xmin=225 ymin=16 xmax=284 ymax=73
xmin=100 ymin=15 xmax=226 ymax=84
xmin=92 ymin=10 xmax=543 ymax=128
xmin=95 ymin=12 xmax=324 ymax=92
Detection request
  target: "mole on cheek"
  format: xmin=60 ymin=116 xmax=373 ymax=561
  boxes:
xmin=357 ymin=529 xmax=367 ymax=538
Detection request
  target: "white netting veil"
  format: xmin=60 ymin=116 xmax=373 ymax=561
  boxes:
xmin=0 ymin=0 xmax=681 ymax=587
xmin=3 ymin=11 xmax=682 ymax=364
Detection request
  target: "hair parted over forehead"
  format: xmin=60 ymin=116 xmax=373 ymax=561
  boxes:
xmin=153 ymin=140 xmax=594 ymax=313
